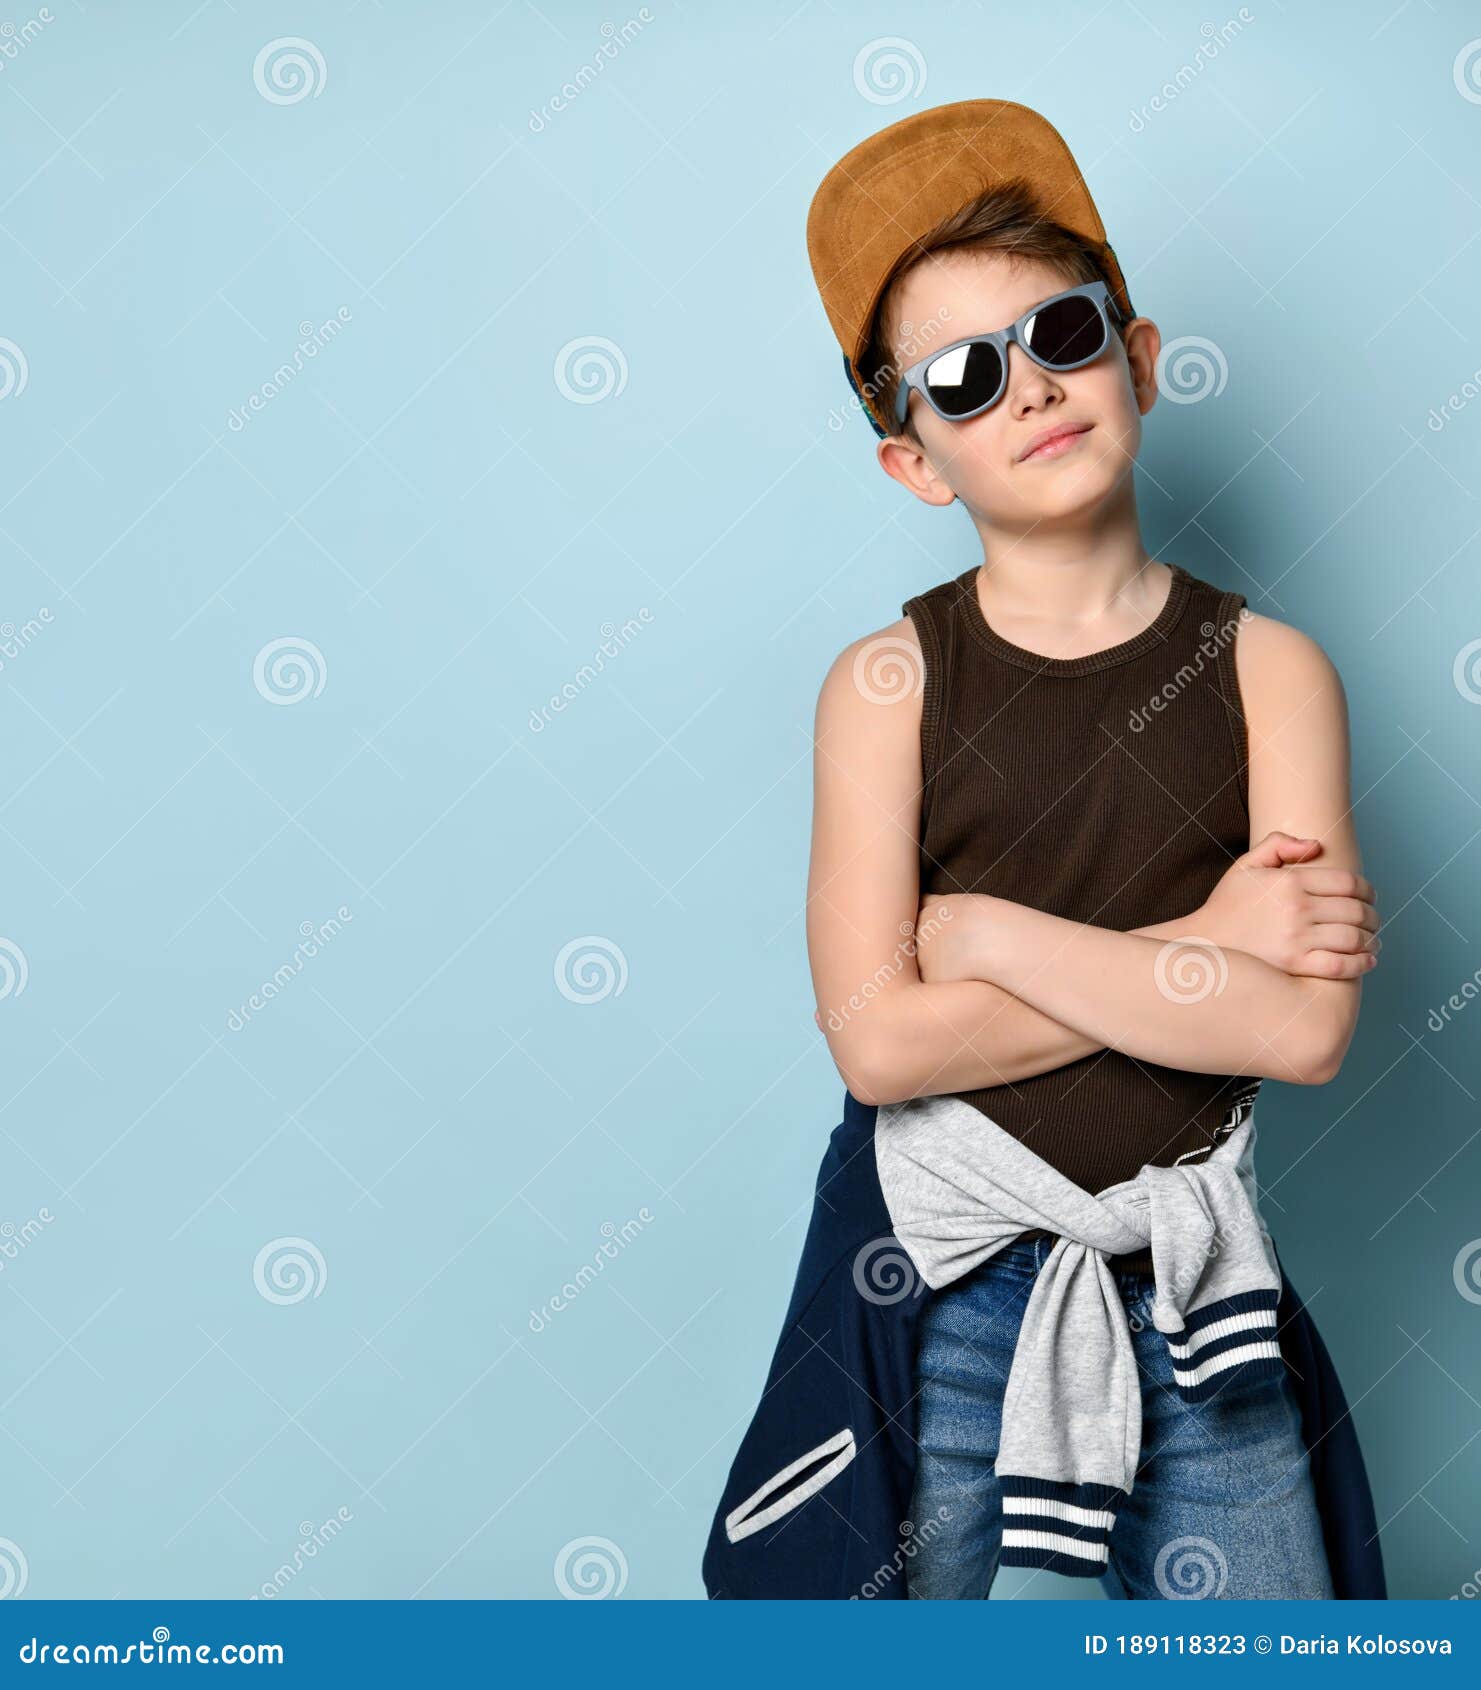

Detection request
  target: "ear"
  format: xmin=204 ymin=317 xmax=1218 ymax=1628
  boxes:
xmin=1122 ymin=317 xmax=1162 ymax=417
xmin=876 ymin=432 xmax=958 ymax=507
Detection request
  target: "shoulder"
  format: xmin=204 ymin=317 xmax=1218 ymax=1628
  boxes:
xmin=816 ymin=614 xmax=924 ymax=727
xmin=813 ymin=615 xmax=925 ymax=788
xmin=1231 ymin=608 xmax=1346 ymax=715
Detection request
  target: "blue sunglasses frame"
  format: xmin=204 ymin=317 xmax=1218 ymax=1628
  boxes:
xmin=891 ymin=280 xmax=1128 ymax=429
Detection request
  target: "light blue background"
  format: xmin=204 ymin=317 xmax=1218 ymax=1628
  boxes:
xmin=0 ymin=0 xmax=1478 ymax=1603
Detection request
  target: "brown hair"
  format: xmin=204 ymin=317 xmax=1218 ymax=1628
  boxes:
xmin=859 ymin=179 xmax=1118 ymax=441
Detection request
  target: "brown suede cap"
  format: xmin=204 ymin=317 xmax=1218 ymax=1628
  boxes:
xmin=806 ymin=98 xmax=1133 ymax=434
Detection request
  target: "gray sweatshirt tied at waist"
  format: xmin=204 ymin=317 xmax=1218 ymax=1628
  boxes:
xmin=875 ymin=1092 xmax=1284 ymax=1577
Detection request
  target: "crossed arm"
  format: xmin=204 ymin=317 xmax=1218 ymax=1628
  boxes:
xmin=806 ymin=611 xmax=1377 ymax=1108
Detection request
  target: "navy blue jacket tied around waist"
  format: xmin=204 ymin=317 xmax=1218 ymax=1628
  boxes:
xmin=701 ymin=1090 xmax=1386 ymax=1601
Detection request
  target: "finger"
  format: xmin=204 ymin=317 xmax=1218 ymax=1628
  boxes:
xmin=1293 ymin=867 xmax=1376 ymax=903
xmin=1287 ymin=948 xmax=1377 ymax=980
xmin=1304 ymin=897 xmax=1380 ymax=932
xmin=1305 ymin=923 xmax=1379 ymax=956
xmin=1246 ymin=831 xmax=1321 ymax=868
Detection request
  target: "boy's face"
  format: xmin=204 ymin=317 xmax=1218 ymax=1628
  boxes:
xmin=877 ymin=250 xmax=1160 ymax=525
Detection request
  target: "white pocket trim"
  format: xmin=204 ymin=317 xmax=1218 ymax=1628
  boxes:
xmin=723 ymin=1427 xmax=857 ymax=1544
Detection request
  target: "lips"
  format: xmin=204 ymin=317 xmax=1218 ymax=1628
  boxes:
xmin=1018 ymin=423 xmax=1093 ymax=463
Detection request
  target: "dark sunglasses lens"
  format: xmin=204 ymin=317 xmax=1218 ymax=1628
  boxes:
xmin=922 ymin=340 xmax=1005 ymax=417
xmin=1023 ymin=295 xmax=1107 ymax=366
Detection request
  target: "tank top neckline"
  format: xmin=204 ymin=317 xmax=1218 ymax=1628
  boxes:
xmin=950 ymin=560 xmax=1193 ymax=676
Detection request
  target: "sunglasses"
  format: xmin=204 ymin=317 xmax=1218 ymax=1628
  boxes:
xmin=892 ymin=281 xmax=1128 ymax=429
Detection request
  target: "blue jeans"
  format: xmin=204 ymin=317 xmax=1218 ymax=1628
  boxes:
xmin=906 ymin=1236 xmax=1333 ymax=1599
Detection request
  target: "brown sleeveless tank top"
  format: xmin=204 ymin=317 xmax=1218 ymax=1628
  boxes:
xmin=902 ymin=560 xmax=1262 ymax=1272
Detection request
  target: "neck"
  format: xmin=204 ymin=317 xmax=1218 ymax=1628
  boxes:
xmin=965 ymin=476 xmax=1158 ymax=626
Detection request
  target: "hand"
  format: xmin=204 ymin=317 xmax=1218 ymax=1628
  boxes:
xmin=912 ymin=893 xmax=994 ymax=984
xmin=1198 ymin=832 xmax=1380 ymax=979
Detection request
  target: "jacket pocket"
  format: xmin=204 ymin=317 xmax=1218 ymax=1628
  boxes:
xmin=723 ymin=1427 xmax=857 ymax=1545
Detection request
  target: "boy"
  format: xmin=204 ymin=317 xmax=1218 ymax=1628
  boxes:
xmin=801 ymin=99 xmax=1381 ymax=1598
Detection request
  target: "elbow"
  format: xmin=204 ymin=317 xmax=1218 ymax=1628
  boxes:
xmin=827 ymin=1028 xmax=910 ymax=1108
xmin=1290 ymin=1000 xmax=1359 ymax=1087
